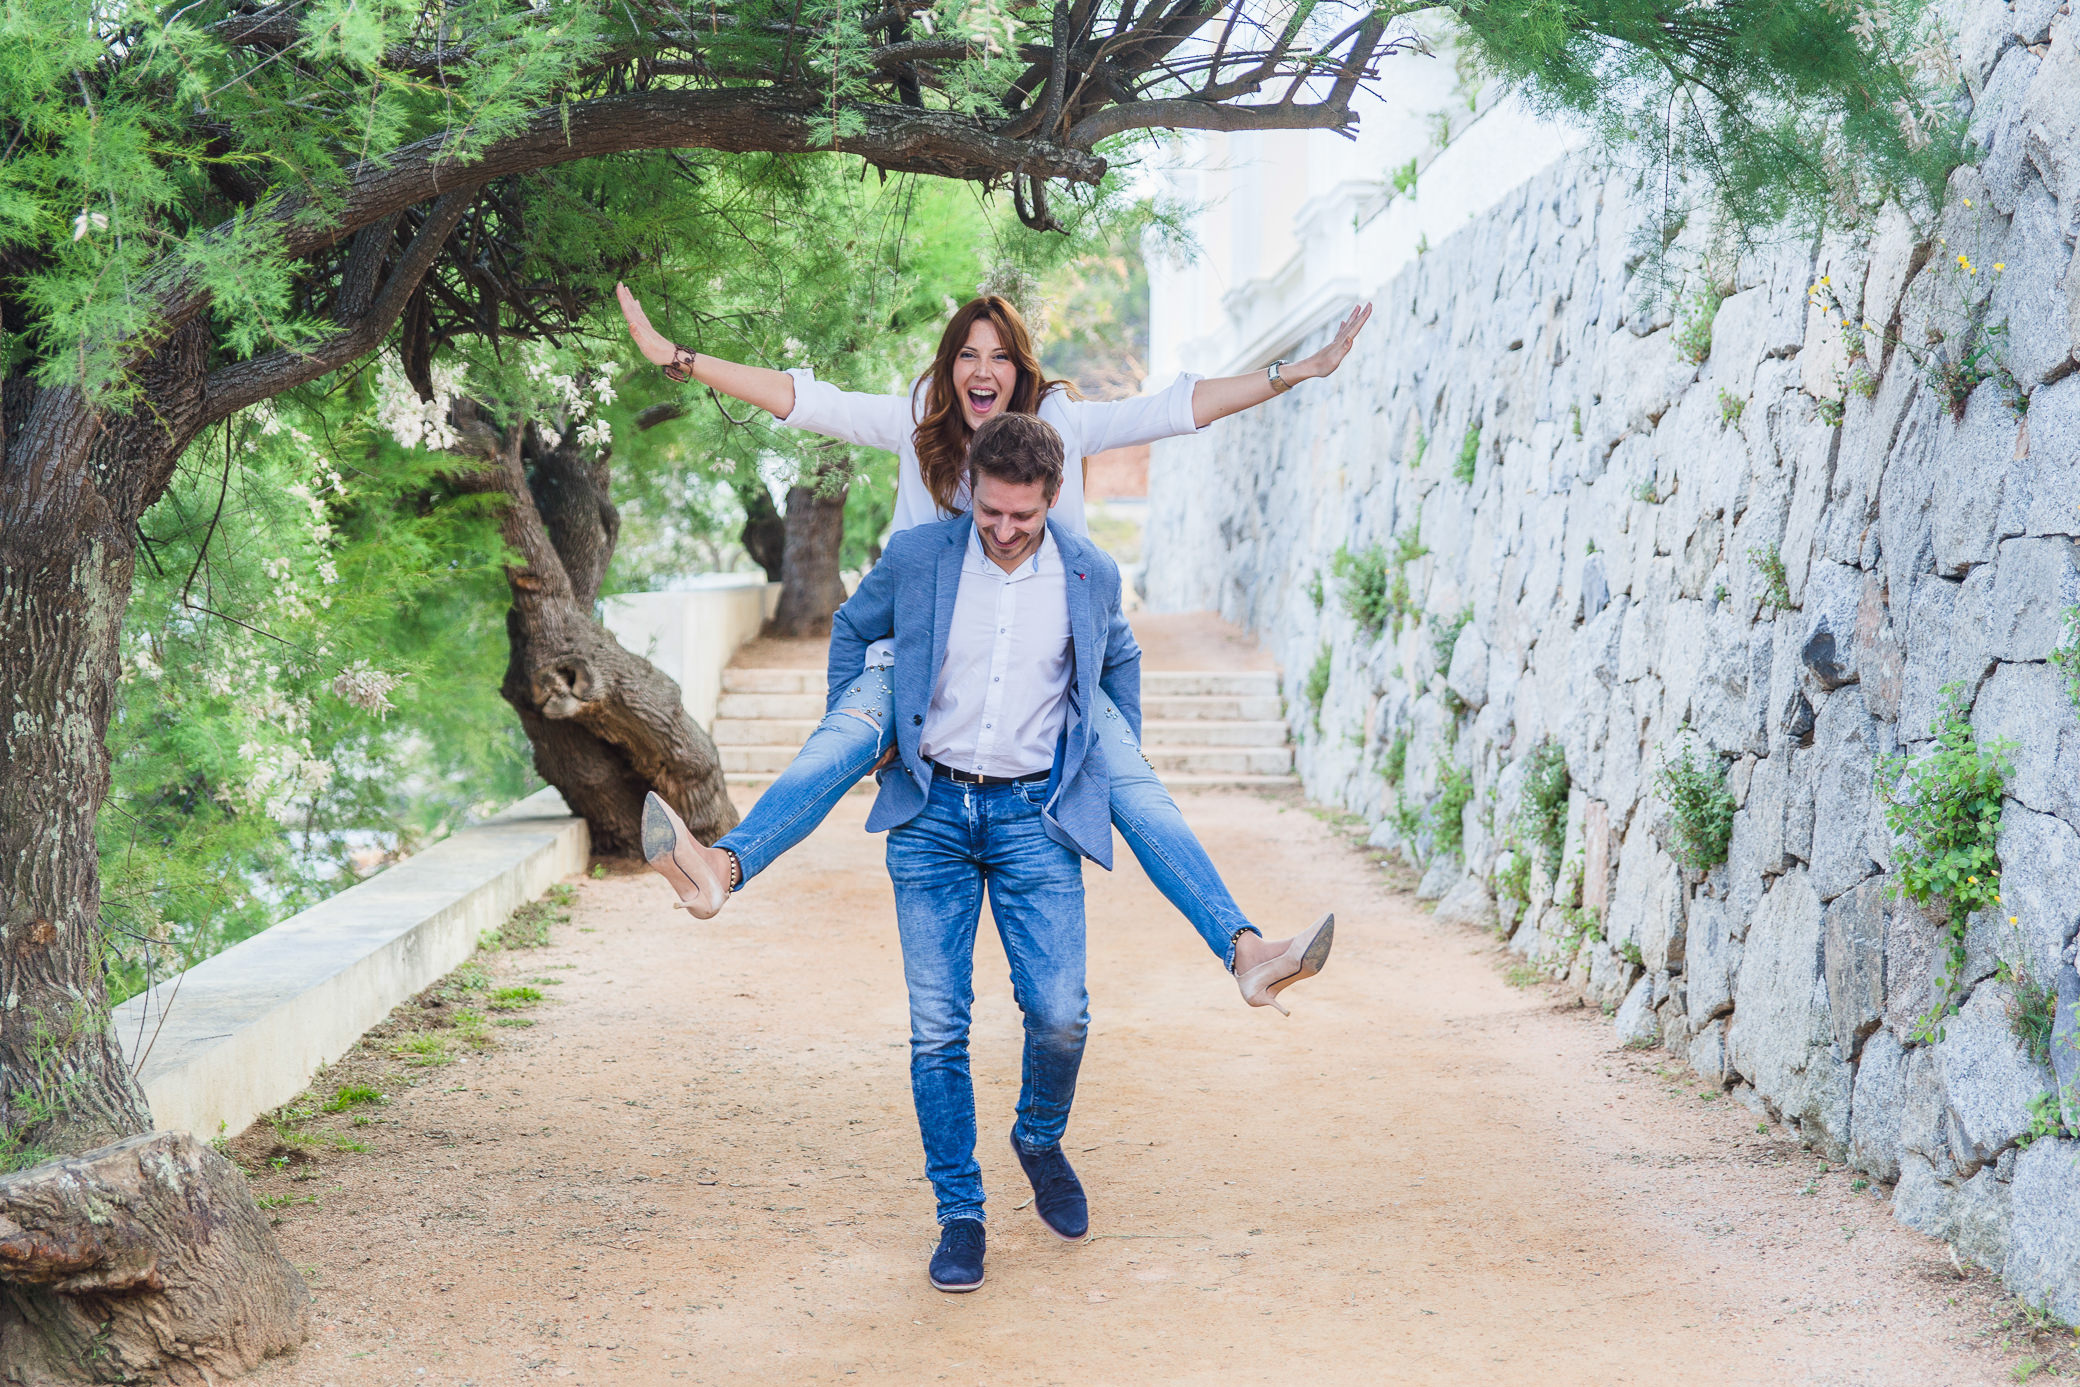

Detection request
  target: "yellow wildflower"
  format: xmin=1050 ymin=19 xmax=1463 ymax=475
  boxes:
xmin=1963 ymin=197 xmax=1972 ymax=207
xmin=1994 ymin=262 xmax=2005 ymax=272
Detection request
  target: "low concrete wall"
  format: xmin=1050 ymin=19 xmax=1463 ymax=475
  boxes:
xmin=116 ymin=787 xmax=589 ymax=1139
xmin=602 ymin=577 xmax=781 ymax=728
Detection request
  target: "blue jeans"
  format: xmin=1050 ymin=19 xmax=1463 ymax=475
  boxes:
xmin=713 ymin=663 xmax=1260 ymax=967
xmin=887 ymin=773 xmax=1088 ymax=1225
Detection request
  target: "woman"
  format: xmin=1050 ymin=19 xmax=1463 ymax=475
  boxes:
xmin=617 ymin=284 xmax=1372 ymax=1014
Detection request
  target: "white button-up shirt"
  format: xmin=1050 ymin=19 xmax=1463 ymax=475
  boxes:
xmin=920 ymin=528 xmax=1072 ymax=778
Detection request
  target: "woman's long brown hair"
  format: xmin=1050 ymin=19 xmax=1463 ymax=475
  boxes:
xmin=913 ymin=296 xmax=1073 ymax=513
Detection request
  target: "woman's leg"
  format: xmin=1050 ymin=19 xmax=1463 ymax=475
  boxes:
xmin=1092 ymin=691 xmax=1261 ymax=968
xmin=713 ymin=665 xmax=895 ymax=887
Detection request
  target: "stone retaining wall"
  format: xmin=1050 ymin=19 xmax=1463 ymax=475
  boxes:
xmin=1146 ymin=0 xmax=2080 ymax=1314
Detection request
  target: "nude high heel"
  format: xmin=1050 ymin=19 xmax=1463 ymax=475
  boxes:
xmin=1233 ymin=913 xmax=1334 ymax=1015
xmin=641 ymin=791 xmax=729 ymax=919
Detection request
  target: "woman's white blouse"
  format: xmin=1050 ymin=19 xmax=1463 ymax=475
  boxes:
xmin=778 ymin=368 xmax=1203 ymax=538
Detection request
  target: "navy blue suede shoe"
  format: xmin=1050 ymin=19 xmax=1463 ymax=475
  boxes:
xmin=928 ymin=1218 xmax=986 ymax=1292
xmin=1011 ymin=1136 xmax=1089 ymax=1241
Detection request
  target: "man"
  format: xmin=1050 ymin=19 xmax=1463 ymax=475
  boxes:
xmin=825 ymin=411 xmax=1138 ymax=1293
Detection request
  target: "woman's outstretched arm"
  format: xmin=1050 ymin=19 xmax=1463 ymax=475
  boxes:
xmin=1190 ymin=301 xmax=1374 ymax=427
xmin=617 ymin=283 xmax=796 ymax=419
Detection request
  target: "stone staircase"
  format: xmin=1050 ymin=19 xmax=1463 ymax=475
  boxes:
xmin=713 ymin=668 xmax=1296 ymax=788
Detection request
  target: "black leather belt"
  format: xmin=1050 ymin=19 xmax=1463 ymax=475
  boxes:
xmin=929 ymin=759 xmax=1049 ymax=787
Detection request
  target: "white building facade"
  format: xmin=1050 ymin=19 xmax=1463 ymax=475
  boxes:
xmin=1147 ymin=67 xmax=1586 ymax=384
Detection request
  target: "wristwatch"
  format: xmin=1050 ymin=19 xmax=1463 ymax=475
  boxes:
xmin=1266 ymin=359 xmax=1292 ymax=394
xmin=662 ymin=346 xmax=698 ymax=383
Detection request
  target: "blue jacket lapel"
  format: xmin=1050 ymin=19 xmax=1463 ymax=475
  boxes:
xmin=929 ymin=525 xmax=965 ymax=688
xmin=1055 ymin=523 xmax=1096 ymax=741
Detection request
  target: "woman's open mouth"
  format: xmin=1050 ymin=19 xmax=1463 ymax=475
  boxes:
xmin=966 ymin=387 xmax=999 ymax=417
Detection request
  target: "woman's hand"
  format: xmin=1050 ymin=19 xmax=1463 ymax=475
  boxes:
xmin=1293 ymin=301 xmax=1373 ymax=381
xmin=617 ymin=282 xmax=681 ymax=368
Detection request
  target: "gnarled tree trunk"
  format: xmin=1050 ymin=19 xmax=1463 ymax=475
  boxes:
xmin=452 ymin=405 xmax=737 ymax=855
xmin=0 ymin=331 xmax=307 ymax=1380
xmin=764 ymin=442 xmax=851 ymax=639
xmin=0 ymin=1134 xmax=308 ymax=1383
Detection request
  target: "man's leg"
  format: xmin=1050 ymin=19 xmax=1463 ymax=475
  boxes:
xmin=885 ymin=775 xmax=989 ymax=1227
xmin=980 ymin=784 xmax=1090 ymax=1158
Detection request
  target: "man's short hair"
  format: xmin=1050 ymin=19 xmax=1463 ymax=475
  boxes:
xmin=967 ymin=413 xmax=1065 ymax=500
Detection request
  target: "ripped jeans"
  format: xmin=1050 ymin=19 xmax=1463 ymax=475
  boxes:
xmin=711 ymin=663 xmax=1260 ymax=968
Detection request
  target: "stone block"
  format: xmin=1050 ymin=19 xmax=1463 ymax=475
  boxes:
xmin=1434 ymin=874 xmax=1497 ymax=933
xmin=1902 ymin=1042 xmax=1955 ymax=1173
xmin=1800 ymin=561 xmax=1867 ymax=691
xmin=1885 ymin=899 xmax=1951 ymax=1045
xmin=1851 ymin=1029 xmax=1907 ymax=1182
xmin=1615 ymin=975 xmax=1661 ymax=1048
xmin=1987 ymin=536 xmax=2080 ymax=661
xmin=2005 ymin=1137 xmax=2080 ymax=1323
xmin=1447 ymin=624 xmax=1490 ymax=710
xmin=1893 ymin=1152 xmax=1956 ymax=1243
xmin=1687 ymin=894 xmax=1741 ymax=1022
xmin=1610 ymin=835 xmax=1685 ymax=971
xmin=1417 ymin=849 xmax=1459 ymax=901
xmin=1726 ymin=869 xmax=1854 ymax=1159
xmin=1931 ymin=387 xmax=2023 ymax=575
xmin=1962 ymin=0 xmax=2021 ymax=88
xmin=1976 ymin=662 xmax=2080 ymax=826
xmin=1989 ymin=183 xmax=2076 ymax=387
xmin=1826 ymin=877 xmax=1890 ymax=1059
xmin=1937 ymin=980 xmax=2050 ymax=1168
xmin=1808 ymin=695 xmax=1881 ymax=902
xmin=1690 ymin=1018 xmax=1729 ymax=1085
xmin=1899 ymin=567 xmax=1996 ymax=738
xmin=2007 ymin=374 xmax=2080 ymax=537
xmin=2020 ymin=14 xmax=2080 ymax=228
xmin=1992 ymin=804 xmax=2080 ymax=985
xmin=1951 ymin=1168 xmax=2016 ymax=1273
xmin=1857 ymin=572 xmax=1906 ymax=724
xmin=1976 ymin=48 xmax=2042 ymax=215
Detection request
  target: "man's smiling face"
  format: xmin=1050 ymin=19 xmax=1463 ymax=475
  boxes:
xmin=971 ymin=471 xmax=1053 ymax=573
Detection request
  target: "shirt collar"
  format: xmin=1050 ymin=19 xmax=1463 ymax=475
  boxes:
xmin=963 ymin=523 xmax=1054 ymax=580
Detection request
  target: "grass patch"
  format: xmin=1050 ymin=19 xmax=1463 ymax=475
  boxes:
xmin=1432 ymin=606 xmax=1474 ymax=678
xmin=488 ymin=986 xmax=544 ymax=1011
xmin=1674 ymin=286 xmax=1722 ymax=365
xmin=321 ymin=1083 xmax=384 ymax=1113
xmin=391 ymin=1030 xmax=455 ymax=1066
xmin=484 ymin=882 xmax=575 ymax=951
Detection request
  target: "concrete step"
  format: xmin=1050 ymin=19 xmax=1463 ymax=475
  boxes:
xmin=721 ymin=668 xmax=818 ymax=695
xmin=714 ymin=717 xmax=1291 ymax=750
xmin=1142 ymin=670 xmax=1280 ymax=697
xmin=717 ymin=691 xmax=1283 ymax=723
xmin=726 ymin=772 xmax=1297 ymax=789
xmin=717 ymin=691 xmax=827 ymax=720
xmin=1142 ymin=694 xmax=1283 ymax=721
xmin=720 ymin=743 xmax=1295 ymax=776
xmin=721 ymin=667 xmax=1281 ymax=699
xmin=1142 ymin=746 xmax=1294 ymax=775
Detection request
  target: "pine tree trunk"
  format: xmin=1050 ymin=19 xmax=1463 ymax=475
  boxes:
xmin=466 ymin=414 xmax=738 ymax=855
xmin=764 ymin=445 xmax=851 ymax=639
xmin=0 ymin=332 xmax=309 ymax=1378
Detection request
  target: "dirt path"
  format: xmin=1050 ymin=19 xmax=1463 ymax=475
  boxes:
xmin=249 ymin=789 xmax=2025 ymax=1386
